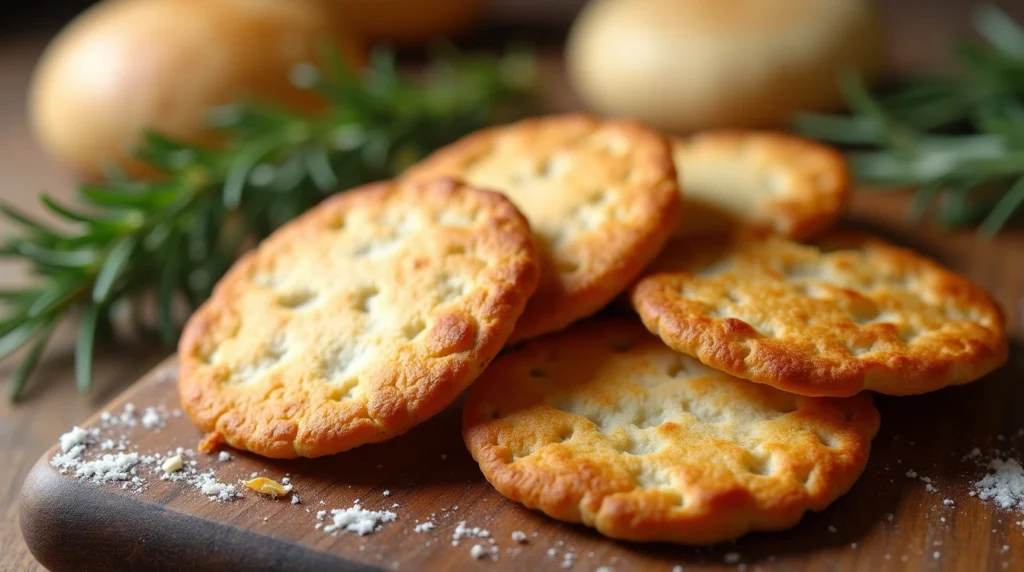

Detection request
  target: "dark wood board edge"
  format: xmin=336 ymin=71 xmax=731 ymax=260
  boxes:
xmin=15 ymin=357 xmax=369 ymax=572
xmin=19 ymin=453 xmax=377 ymax=572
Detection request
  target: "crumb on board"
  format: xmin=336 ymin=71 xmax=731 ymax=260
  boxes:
xmin=198 ymin=432 xmax=225 ymax=454
xmin=244 ymin=477 xmax=293 ymax=498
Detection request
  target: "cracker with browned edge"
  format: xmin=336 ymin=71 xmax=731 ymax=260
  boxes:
xmin=673 ymin=131 xmax=849 ymax=239
xmin=632 ymin=232 xmax=1007 ymax=397
xmin=403 ymin=114 xmax=681 ymax=343
xmin=179 ymin=178 xmax=540 ymax=458
xmin=463 ymin=320 xmax=879 ymax=544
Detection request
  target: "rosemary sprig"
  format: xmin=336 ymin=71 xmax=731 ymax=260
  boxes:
xmin=0 ymin=47 xmax=537 ymax=401
xmin=795 ymin=4 xmax=1024 ymax=235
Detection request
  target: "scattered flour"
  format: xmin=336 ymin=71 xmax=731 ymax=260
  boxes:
xmin=218 ymin=451 xmax=232 ymax=462
xmin=75 ymin=452 xmax=141 ymax=484
xmin=470 ymin=544 xmax=488 ymax=559
xmin=141 ymin=407 xmax=164 ymax=430
xmin=724 ymin=552 xmax=741 ymax=564
xmin=451 ymin=521 xmax=490 ymax=546
xmin=52 ymin=427 xmax=143 ymax=488
xmin=59 ymin=426 xmax=91 ymax=452
xmin=414 ymin=521 xmax=436 ymax=533
xmin=52 ymin=420 xmax=239 ymax=501
xmin=974 ymin=458 xmax=1024 ymax=510
xmin=193 ymin=471 xmax=241 ymax=501
xmin=321 ymin=501 xmax=397 ymax=535
xmin=511 ymin=530 xmax=528 ymax=543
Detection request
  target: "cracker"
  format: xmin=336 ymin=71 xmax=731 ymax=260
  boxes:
xmin=463 ymin=320 xmax=879 ymax=544
xmin=179 ymin=178 xmax=540 ymax=458
xmin=632 ymin=232 xmax=1008 ymax=397
xmin=673 ymin=131 xmax=848 ymax=239
xmin=402 ymin=114 xmax=681 ymax=343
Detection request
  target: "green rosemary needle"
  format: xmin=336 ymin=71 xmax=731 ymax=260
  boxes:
xmin=795 ymin=4 xmax=1024 ymax=235
xmin=0 ymin=47 xmax=537 ymax=401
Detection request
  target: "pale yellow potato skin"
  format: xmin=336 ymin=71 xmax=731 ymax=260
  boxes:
xmin=29 ymin=0 xmax=364 ymax=179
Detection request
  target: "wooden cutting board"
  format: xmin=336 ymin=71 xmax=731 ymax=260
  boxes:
xmin=17 ymin=197 xmax=1024 ymax=571
xmin=17 ymin=342 xmax=1024 ymax=571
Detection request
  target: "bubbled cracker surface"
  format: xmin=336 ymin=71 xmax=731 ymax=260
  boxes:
xmin=403 ymin=114 xmax=681 ymax=343
xmin=632 ymin=232 xmax=1008 ymax=397
xmin=673 ymin=131 xmax=849 ymax=240
xmin=462 ymin=320 xmax=879 ymax=544
xmin=179 ymin=179 xmax=539 ymax=458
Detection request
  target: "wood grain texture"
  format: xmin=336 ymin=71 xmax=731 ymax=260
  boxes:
xmin=5 ymin=2 xmax=1024 ymax=569
xmin=17 ymin=290 xmax=1024 ymax=571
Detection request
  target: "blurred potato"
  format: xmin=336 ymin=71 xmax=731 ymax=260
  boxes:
xmin=567 ymin=0 xmax=884 ymax=132
xmin=29 ymin=0 xmax=365 ymax=179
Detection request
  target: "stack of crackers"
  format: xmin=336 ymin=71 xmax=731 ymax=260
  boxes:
xmin=178 ymin=115 xmax=1008 ymax=544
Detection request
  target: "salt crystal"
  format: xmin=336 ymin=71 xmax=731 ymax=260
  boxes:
xmin=59 ymin=427 xmax=90 ymax=452
xmin=193 ymin=472 xmax=240 ymax=501
xmin=414 ymin=521 xmax=435 ymax=533
xmin=511 ymin=530 xmax=527 ymax=543
xmin=76 ymin=453 xmax=141 ymax=484
xmin=218 ymin=451 xmax=232 ymax=462
xmin=141 ymin=407 xmax=164 ymax=429
xmin=974 ymin=458 xmax=1024 ymax=510
xmin=724 ymin=552 xmax=741 ymax=564
xmin=470 ymin=544 xmax=487 ymax=559
xmin=322 ymin=503 xmax=397 ymax=535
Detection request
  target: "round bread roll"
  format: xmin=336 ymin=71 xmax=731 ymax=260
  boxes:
xmin=29 ymin=0 xmax=364 ymax=179
xmin=566 ymin=0 xmax=884 ymax=132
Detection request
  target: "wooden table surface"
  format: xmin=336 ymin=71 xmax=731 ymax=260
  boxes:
xmin=3 ymin=3 xmax=1024 ymax=570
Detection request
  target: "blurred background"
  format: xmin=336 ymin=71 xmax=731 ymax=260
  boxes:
xmin=3 ymin=2 xmax=1024 ymax=567
xmin=2 ymin=0 xmax=1024 ymax=189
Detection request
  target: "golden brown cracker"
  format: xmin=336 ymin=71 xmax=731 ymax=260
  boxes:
xmin=179 ymin=178 xmax=539 ymax=458
xmin=463 ymin=320 xmax=879 ymax=544
xmin=673 ymin=131 xmax=848 ymax=239
xmin=632 ymin=232 xmax=1007 ymax=396
xmin=403 ymin=114 xmax=681 ymax=343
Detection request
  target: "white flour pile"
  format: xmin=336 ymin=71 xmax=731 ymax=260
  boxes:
xmin=51 ymin=426 xmax=144 ymax=490
xmin=316 ymin=500 xmax=397 ymax=535
xmin=974 ymin=457 xmax=1024 ymax=510
xmin=52 ymin=411 xmax=240 ymax=501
